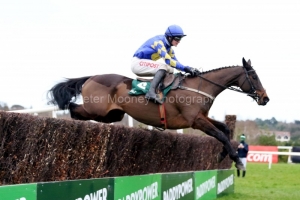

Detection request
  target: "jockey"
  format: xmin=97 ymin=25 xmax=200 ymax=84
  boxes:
xmin=131 ymin=24 xmax=198 ymax=104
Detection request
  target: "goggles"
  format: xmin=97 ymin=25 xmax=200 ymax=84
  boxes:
xmin=173 ymin=37 xmax=182 ymax=42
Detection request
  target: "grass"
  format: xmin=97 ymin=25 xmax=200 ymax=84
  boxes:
xmin=219 ymin=162 xmax=300 ymax=200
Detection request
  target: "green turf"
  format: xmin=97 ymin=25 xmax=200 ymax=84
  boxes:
xmin=218 ymin=162 xmax=300 ymax=200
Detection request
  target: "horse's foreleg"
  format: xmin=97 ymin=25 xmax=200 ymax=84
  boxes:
xmin=207 ymin=118 xmax=231 ymax=163
xmin=192 ymin=115 xmax=245 ymax=170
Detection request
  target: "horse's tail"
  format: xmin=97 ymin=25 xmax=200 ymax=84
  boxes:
xmin=48 ymin=76 xmax=92 ymax=110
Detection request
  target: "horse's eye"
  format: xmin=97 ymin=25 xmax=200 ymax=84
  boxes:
xmin=252 ymin=75 xmax=257 ymax=80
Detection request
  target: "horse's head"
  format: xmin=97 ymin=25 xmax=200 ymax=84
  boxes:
xmin=239 ymin=58 xmax=270 ymax=105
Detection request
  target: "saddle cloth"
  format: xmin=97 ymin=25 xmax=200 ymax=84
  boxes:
xmin=128 ymin=80 xmax=172 ymax=97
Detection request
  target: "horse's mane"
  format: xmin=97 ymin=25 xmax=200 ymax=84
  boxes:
xmin=199 ymin=65 xmax=241 ymax=75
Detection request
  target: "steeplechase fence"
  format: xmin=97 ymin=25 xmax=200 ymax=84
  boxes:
xmin=0 ymin=107 xmax=239 ymax=199
xmin=0 ymin=111 xmax=236 ymax=184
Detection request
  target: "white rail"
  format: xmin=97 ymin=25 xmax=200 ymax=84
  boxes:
xmin=248 ymin=150 xmax=300 ymax=169
xmin=277 ymin=146 xmax=293 ymax=163
xmin=7 ymin=106 xmax=59 ymax=118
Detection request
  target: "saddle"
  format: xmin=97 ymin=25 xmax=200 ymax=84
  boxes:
xmin=137 ymin=73 xmax=184 ymax=92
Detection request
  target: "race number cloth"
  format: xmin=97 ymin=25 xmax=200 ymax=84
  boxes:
xmin=128 ymin=80 xmax=173 ymax=99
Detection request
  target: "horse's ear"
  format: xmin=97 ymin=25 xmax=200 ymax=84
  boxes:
xmin=242 ymin=57 xmax=247 ymax=67
xmin=247 ymin=59 xmax=252 ymax=66
xmin=242 ymin=57 xmax=251 ymax=70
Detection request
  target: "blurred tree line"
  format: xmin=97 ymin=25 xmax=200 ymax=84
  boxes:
xmin=0 ymin=102 xmax=9 ymax=111
xmin=0 ymin=102 xmax=27 ymax=111
xmin=235 ymin=117 xmax=300 ymax=147
xmin=255 ymin=117 xmax=300 ymax=145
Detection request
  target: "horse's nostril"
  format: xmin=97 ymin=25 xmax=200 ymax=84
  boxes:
xmin=263 ymin=97 xmax=270 ymax=104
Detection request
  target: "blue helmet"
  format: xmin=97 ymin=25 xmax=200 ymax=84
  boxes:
xmin=165 ymin=25 xmax=186 ymax=37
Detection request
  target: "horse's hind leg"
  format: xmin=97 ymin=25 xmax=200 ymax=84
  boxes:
xmin=94 ymin=109 xmax=125 ymax=123
xmin=69 ymin=103 xmax=125 ymax=123
xmin=69 ymin=102 xmax=96 ymax=120
xmin=208 ymin=118 xmax=231 ymax=163
xmin=192 ymin=115 xmax=244 ymax=170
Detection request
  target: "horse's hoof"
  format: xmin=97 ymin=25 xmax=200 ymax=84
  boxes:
xmin=235 ymin=163 xmax=245 ymax=170
xmin=217 ymin=154 xmax=225 ymax=163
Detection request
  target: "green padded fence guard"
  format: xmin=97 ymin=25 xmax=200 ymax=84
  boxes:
xmin=0 ymin=169 xmax=234 ymax=200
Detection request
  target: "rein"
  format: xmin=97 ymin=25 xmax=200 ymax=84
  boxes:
xmin=196 ymin=67 xmax=258 ymax=98
xmin=179 ymin=67 xmax=258 ymax=101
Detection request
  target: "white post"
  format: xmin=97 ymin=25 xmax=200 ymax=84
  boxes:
xmin=278 ymin=146 xmax=293 ymax=164
xmin=268 ymin=154 xmax=272 ymax=169
xmin=288 ymin=148 xmax=292 ymax=163
xmin=128 ymin=115 xmax=133 ymax=127
xmin=52 ymin=111 xmax=57 ymax=118
xmin=177 ymin=129 xmax=183 ymax=134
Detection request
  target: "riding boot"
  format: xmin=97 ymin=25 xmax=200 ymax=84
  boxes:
xmin=145 ymin=69 xmax=166 ymax=104
xmin=237 ymin=170 xmax=240 ymax=177
xmin=242 ymin=170 xmax=246 ymax=177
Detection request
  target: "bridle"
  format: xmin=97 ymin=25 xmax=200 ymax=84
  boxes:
xmin=195 ymin=66 xmax=260 ymax=102
xmin=240 ymin=67 xmax=259 ymax=100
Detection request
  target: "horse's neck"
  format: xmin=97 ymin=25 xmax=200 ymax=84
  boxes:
xmin=213 ymin=66 xmax=243 ymax=85
xmin=202 ymin=66 xmax=244 ymax=96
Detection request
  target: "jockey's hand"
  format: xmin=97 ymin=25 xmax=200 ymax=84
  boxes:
xmin=184 ymin=66 xmax=198 ymax=77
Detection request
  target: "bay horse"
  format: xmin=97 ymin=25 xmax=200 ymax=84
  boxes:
xmin=48 ymin=58 xmax=269 ymax=170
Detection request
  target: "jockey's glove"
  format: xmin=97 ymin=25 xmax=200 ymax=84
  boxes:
xmin=184 ymin=66 xmax=199 ymax=77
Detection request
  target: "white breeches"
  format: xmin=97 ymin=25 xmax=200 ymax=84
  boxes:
xmin=131 ymin=57 xmax=174 ymax=77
